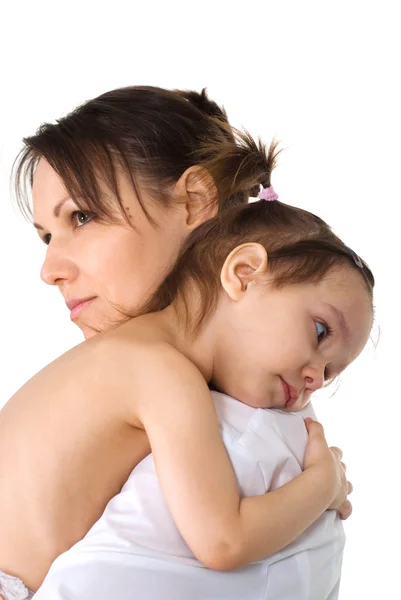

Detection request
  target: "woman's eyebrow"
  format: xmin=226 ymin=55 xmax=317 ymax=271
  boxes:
xmin=33 ymin=196 xmax=71 ymax=230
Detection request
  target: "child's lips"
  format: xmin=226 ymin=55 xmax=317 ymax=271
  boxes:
xmin=280 ymin=377 xmax=299 ymax=408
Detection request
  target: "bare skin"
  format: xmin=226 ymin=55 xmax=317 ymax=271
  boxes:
xmin=0 ymin=332 xmax=150 ymax=589
xmin=0 ymin=251 xmax=372 ymax=591
xmin=0 ymin=158 xmax=218 ymax=590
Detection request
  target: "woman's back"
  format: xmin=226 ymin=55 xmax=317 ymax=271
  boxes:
xmin=34 ymin=392 xmax=345 ymax=600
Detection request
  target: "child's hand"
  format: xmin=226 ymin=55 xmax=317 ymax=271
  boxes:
xmin=303 ymin=418 xmax=353 ymax=520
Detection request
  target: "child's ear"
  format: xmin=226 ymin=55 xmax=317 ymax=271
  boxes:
xmin=173 ymin=166 xmax=218 ymax=229
xmin=220 ymin=243 xmax=268 ymax=301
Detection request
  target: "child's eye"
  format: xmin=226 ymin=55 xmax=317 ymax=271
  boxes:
xmin=72 ymin=210 xmax=96 ymax=227
xmin=315 ymin=321 xmax=329 ymax=343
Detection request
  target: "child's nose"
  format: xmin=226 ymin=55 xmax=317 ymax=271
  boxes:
xmin=302 ymin=364 xmax=325 ymax=392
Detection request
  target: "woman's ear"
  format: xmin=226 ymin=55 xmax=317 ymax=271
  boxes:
xmin=173 ymin=166 xmax=218 ymax=229
xmin=220 ymin=243 xmax=268 ymax=301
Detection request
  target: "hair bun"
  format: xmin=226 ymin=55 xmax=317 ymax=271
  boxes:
xmin=175 ymin=88 xmax=229 ymax=123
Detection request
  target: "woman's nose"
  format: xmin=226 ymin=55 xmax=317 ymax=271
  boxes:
xmin=40 ymin=246 xmax=79 ymax=286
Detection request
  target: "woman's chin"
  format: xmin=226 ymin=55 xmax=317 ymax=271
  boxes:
xmin=77 ymin=322 xmax=99 ymax=340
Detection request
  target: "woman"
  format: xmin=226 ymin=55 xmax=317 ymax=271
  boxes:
xmin=0 ymin=86 xmax=350 ymax=599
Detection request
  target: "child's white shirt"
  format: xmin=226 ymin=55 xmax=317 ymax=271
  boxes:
xmin=34 ymin=392 xmax=345 ymax=600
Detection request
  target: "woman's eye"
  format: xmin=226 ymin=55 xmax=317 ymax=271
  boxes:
xmin=40 ymin=211 xmax=95 ymax=245
xmin=315 ymin=321 xmax=328 ymax=343
xmin=72 ymin=210 xmax=96 ymax=227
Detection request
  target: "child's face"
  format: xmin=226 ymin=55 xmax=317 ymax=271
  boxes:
xmin=32 ymin=159 xmax=193 ymax=339
xmin=213 ymin=266 xmax=373 ymax=410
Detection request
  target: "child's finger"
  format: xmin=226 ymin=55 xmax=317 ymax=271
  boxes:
xmin=330 ymin=446 xmax=343 ymax=460
xmin=338 ymin=499 xmax=353 ymax=520
xmin=304 ymin=418 xmax=325 ymax=438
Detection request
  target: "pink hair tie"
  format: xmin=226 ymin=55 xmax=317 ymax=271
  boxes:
xmin=258 ymin=185 xmax=278 ymax=201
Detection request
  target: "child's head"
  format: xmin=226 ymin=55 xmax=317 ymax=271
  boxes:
xmin=148 ymin=134 xmax=375 ymax=410
xmin=14 ymin=86 xmax=251 ymax=339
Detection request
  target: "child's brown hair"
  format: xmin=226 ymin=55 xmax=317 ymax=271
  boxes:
xmin=146 ymin=130 xmax=375 ymax=335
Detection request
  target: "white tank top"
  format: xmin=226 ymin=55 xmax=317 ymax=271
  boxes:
xmin=35 ymin=392 xmax=345 ymax=600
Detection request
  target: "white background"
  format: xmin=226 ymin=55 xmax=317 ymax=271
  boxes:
xmin=0 ymin=1 xmax=399 ymax=597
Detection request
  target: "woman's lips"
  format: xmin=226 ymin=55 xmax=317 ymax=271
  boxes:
xmin=67 ymin=297 xmax=96 ymax=321
xmin=280 ymin=377 xmax=299 ymax=408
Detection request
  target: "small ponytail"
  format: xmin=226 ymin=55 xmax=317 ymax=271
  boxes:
xmin=195 ymin=125 xmax=281 ymax=205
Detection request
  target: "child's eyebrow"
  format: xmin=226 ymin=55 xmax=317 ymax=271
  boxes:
xmin=327 ymin=304 xmax=351 ymax=342
xmin=33 ymin=196 xmax=71 ymax=231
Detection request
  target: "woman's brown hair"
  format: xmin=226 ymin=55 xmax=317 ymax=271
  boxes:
xmin=14 ymin=86 xmax=251 ymax=223
xmin=145 ymin=131 xmax=375 ymax=335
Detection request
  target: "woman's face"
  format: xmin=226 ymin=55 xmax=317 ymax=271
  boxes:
xmin=32 ymin=159 xmax=200 ymax=339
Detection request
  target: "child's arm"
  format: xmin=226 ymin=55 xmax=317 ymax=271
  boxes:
xmin=125 ymin=346 xmax=348 ymax=572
